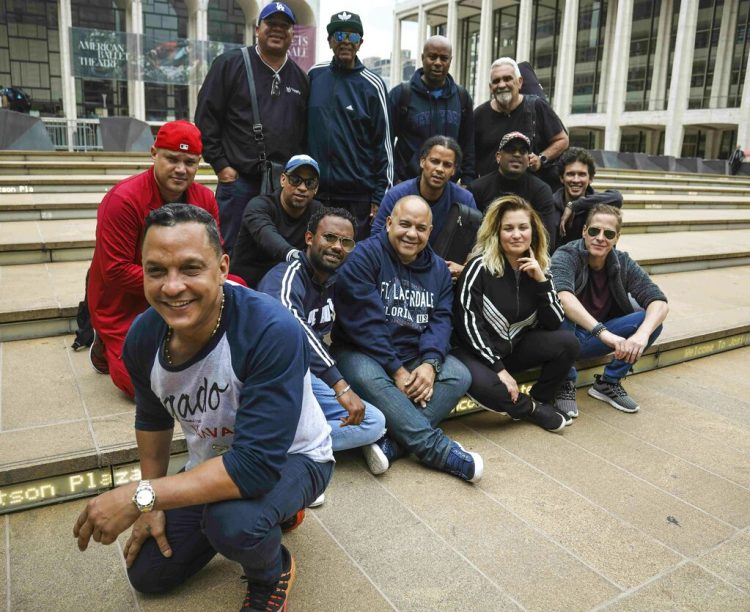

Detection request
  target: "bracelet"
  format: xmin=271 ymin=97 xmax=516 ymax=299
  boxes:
xmin=334 ymin=384 xmax=351 ymax=399
xmin=590 ymin=322 xmax=607 ymax=338
xmin=566 ymin=201 xmax=575 ymax=210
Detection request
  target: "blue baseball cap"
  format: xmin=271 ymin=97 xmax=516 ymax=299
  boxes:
xmin=258 ymin=2 xmax=296 ymax=25
xmin=284 ymin=154 xmax=320 ymax=176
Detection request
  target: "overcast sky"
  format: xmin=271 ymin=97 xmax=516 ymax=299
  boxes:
xmin=316 ymin=1 xmax=418 ymax=61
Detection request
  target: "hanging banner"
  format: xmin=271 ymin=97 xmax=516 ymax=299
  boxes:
xmin=71 ymin=28 xmax=135 ymax=81
xmin=290 ymin=26 xmax=316 ymax=72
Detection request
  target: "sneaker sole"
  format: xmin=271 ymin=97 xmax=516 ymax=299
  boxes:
xmin=468 ymin=452 xmax=483 ymax=483
xmin=308 ymin=493 xmax=325 ymax=508
xmin=88 ymin=343 xmax=109 ymax=375
xmin=588 ymin=387 xmax=640 ymax=413
xmin=362 ymin=443 xmax=389 ymax=475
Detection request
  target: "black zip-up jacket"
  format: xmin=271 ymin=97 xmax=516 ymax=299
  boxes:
xmin=553 ymin=185 xmax=623 ymax=247
xmin=453 ymin=255 xmax=565 ymax=372
xmin=194 ymin=47 xmax=309 ymax=178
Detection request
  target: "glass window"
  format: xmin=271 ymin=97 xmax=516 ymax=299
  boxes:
xmin=625 ymin=1 xmax=661 ymax=112
xmin=572 ymin=0 xmax=608 ymax=114
xmin=728 ymin=0 xmax=750 ymax=106
xmin=688 ymin=0 xmax=724 ymax=109
xmin=459 ymin=13 xmax=481 ymax=102
xmin=530 ymin=0 xmax=563 ymax=101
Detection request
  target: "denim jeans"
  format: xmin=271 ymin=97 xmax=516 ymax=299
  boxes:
xmin=563 ymin=310 xmax=663 ymax=383
xmin=127 ymin=454 xmax=333 ymax=593
xmin=334 ymin=350 xmax=471 ymax=469
xmin=311 ymin=375 xmax=386 ymax=452
xmin=215 ymin=175 xmax=261 ymax=258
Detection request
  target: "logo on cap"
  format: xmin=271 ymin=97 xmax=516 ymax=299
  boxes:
xmin=338 ymin=11 xmax=352 ymax=20
xmin=276 ymin=2 xmax=284 ymax=11
xmin=179 ymin=143 xmax=188 ymax=151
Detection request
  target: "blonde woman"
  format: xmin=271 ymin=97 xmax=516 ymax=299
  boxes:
xmin=452 ymin=195 xmax=579 ymax=432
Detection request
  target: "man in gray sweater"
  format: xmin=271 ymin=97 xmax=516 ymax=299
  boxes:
xmin=550 ymin=204 xmax=669 ymax=417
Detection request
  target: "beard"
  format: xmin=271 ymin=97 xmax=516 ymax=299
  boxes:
xmin=493 ymin=91 xmax=513 ymax=107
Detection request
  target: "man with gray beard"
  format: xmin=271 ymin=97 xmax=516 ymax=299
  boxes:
xmin=473 ymin=57 xmax=568 ymax=190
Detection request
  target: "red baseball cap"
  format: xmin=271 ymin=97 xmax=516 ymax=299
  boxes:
xmin=154 ymin=120 xmax=203 ymax=156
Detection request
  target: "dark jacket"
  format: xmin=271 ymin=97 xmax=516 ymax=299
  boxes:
xmin=258 ymin=254 xmax=342 ymax=388
xmin=553 ymin=186 xmax=623 ymax=247
xmin=230 ymin=190 xmax=322 ymax=287
xmin=194 ymin=47 xmax=309 ymax=178
xmin=389 ymin=69 xmax=475 ymax=183
xmin=453 ymin=255 xmax=565 ymax=372
xmin=307 ymin=58 xmax=394 ymax=203
xmin=550 ymin=239 xmax=668 ymax=315
xmin=332 ymin=231 xmax=453 ymax=374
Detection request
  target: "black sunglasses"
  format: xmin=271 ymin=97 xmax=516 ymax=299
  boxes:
xmin=284 ymin=173 xmax=319 ymax=189
xmin=321 ymin=232 xmax=355 ymax=252
xmin=271 ymin=73 xmax=281 ymax=97
xmin=586 ymin=226 xmax=617 ymax=240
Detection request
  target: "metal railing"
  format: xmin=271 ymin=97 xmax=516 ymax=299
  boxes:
xmin=40 ymin=119 xmax=103 ymax=152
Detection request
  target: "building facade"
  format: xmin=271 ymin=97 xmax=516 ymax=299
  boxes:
xmin=391 ymin=0 xmax=750 ymax=159
xmin=0 ymin=0 xmax=320 ymax=148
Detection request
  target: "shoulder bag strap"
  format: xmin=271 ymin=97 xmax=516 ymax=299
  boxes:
xmin=241 ymin=47 xmax=268 ymax=167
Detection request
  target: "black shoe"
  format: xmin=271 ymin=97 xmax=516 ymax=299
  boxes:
xmin=279 ymin=509 xmax=304 ymax=533
xmin=241 ymin=545 xmax=296 ymax=610
xmin=525 ymin=400 xmax=566 ymax=432
xmin=588 ymin=375 xmax=640 ymax=413
xmin=89 ymin=331 xmax=108 ymax=374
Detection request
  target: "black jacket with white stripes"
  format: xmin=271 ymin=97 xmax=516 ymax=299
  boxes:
xmin=452 ymin=255 xmax=565 ymax=373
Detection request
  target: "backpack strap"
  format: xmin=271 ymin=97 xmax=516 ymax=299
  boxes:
xmin=524 ymin=94 xmax=538 ymax=152
xmin=456 ymin=85 xmax=470 ymax=118
xmin=397 ymin=84 xmax=411 ymax=134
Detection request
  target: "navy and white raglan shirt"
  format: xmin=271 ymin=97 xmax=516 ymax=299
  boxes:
xmin=257 ymin=253 xmax=342 ymax=388
xmin=123 ymin=283 xmax=333 ymax=499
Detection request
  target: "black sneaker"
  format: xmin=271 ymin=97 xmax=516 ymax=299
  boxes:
xmin=241 ymin=545 xmax=296 ymax=610
xmin=373 ymin=435 xmax=404 ymax=465
xmin=525 ymin=400 xmax=567 ymax=432
xmin=444 ymin=444 xmax=483 ymax=483
xmin=279 ymin=509 xmax=304 ymax=533
xmin=554 ymin=380 xmax=578 ymax=418
xmin=588 ymin=375 xmax=640 ymax=413
xmin=89 ymin=331 xmax=108 ymax=374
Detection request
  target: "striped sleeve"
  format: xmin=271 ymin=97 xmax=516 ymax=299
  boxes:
xmin=535 ymin=275 xmax=565 ymax=329
xmin=362 ymin=68 xmax=394 ymax=200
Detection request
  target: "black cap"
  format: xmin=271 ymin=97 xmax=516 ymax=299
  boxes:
xmin=326 ymin=11 xmax=363 ymax=36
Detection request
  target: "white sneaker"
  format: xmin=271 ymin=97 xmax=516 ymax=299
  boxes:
xmin=308 ymin=493 xmax=325 ymax=508
xmin=362 ymin=442 xmax=390 ymax=475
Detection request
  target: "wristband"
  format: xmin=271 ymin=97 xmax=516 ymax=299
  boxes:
xmin=590 ymin=322 xmax=607 ymax=338
xmin=334 ymin=384 xmax=351 ymax=399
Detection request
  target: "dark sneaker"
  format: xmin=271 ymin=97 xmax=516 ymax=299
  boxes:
xmin=555 ymin=380 xmax=578 ymax=418
xmin=525 ymin=400 xmax=567 ymax=432
xmin=89 ymin=331 xmax=108 ymax=374
xmin=241 ymin=545 xmax=296 ymax=610
xmin=280 ymin=509 xmax=304 ymax=533
xmin=362 ymin=441 xmax=390 ymax=475
xmin=374 ymin=435 xmax=404 ymax=465
xmin=588 ymin=375 xmax=640 ymax=413
xmin=444 ymin=444 xmax=483 ymax=483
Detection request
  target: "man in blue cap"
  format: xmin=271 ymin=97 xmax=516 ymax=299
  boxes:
xmin=307 ymin=10 xmax=394 ymax=241
xmin=196 ymin=2 xmax=309 ymax=257
xmin=231 ymin=154 xmax=323 ymax=287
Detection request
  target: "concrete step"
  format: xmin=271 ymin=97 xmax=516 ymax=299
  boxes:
xmin=620 ymin=209 xmax=750 ymax=233
xmin=596 ymin=168 xmax=750 ymax=186
xmin=0 ymin=219 xmax=95 ymax=265
xmin=0 ymin=192 xmax=103 ymax=221
xmin=599 ymin=181 xmax=750 ymax=197
xmin=622 ymin=193 xmax=750 ymax=208
xmin=0 ymin=160 xmax=214 ymax=176
xmin=0 ymin=173 xmax=218 ymax=194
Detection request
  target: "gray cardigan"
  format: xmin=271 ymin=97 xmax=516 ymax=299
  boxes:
xmin=550 ymin=239 xmax=667 ymax=315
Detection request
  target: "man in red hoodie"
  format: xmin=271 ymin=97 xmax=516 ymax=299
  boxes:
xmin=87 ymin=120 xmax=220 ymax=398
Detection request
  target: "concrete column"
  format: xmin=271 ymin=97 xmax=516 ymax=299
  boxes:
xmin=417 ymin=5 xmax=427 ymax=55
xmin=604 ymin=0 xmax=635 ymax=150
xmin=736 ymin=42 xmax=750 ymax=146
xmin=664 ymin=0 xmax=700 ymax=156
xmin=447 ymin=0 xmax=458 ymax=51
xmin=596 ymin=0 xmax=617 ymax=113
xmin=186 ymin=0 xmax=208 ymax=120
xmin=649 ymin=0 xmax=673 ymax=111
xmin=710 ymin=0 xmax=739 ymax=108
xmin=554 ymin=0 xmax=579 ymax=119
xmin=126 ymin=0 xmax=145 ymax=120
xmin=516 ymin=0 xmax=533 ymax=62
xmin=57 ymin=0 xmax=77 ymax=148
xmin=474 ymin=0 xmax=494 ymax=103
xmin=390 ymin=16 xmax=403 ymax=86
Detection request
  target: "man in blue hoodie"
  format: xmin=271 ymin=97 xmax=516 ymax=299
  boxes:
xmin=390 ymin=36 xmax=475 ymax=184
xmin=332 ymin=195 xmax=483 ymax=483
xmin=307 ymin=11 xmax=394 ymax=241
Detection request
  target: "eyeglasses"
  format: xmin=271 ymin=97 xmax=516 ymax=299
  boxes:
xmin=333 ymin=31 xmax=362 ymax=44
xmin=586 ymin=226 xmax=617 ymax=240
xmin=271 ymin=73 xmax=280 ymax=97
xmin=284 ymin=173 xmax=319 ymax=189
xmin=321 ymin=232 xmax=355 ymax=252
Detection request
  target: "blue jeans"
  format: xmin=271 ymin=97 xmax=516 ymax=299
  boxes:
xmin=311 ymin=375 xmax=386 ymax=452
xmin=335 ymin=350 xmax=471 ymax=469
xmin=215 ymin=175 xmax=261 ymax=258
xmin=127 ymin=454 xmax=333 ymax=593
xmin=564 ymin=311 xmax=663 ymax=383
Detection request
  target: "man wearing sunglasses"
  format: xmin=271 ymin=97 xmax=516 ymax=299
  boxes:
xmin=550 ymin=204 xmax=669 ymax=417
xmin=195 ymin=2 xmax=308 ymax=257
xmin=307 ymin=11 xmax=394 ymax=241
xmin=259 ymin=208 xmax=391 ymax=482
xmin=231 ymin=155 xmax=322 ymax=287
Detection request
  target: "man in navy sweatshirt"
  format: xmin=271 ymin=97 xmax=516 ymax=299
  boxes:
xmin=258 ymin=207 xmax=389 ymax=480
xmin=332 ymin=195 xmax=483 ymax=483
xmin=73 ymin=204 xmax=333 ymax=611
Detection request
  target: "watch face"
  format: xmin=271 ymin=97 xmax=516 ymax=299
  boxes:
xmin=136 ymin=489 xmax=154 ymax=506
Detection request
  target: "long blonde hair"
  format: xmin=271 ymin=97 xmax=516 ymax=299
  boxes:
xmin=469 ymin=195 xmax=550 ymax=277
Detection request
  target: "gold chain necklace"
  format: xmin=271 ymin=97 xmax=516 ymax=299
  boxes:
xmin=163 ymin=291 xmax=225 ymax=366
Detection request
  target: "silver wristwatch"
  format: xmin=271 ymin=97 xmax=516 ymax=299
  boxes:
xmin=132 ymin=480 xmax=156 ymax=513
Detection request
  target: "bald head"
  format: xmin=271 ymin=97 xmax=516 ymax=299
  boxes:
xmin=387 ymin=196 xmax=433 ymax=264
xmin=422 ymin=36 xmax=453 ymax=88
